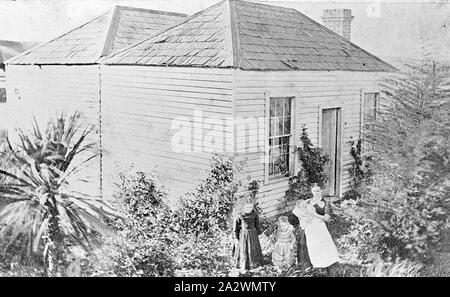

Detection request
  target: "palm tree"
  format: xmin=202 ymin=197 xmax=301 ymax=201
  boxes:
xmin=0 ymin=111 xmax=114 ymax=275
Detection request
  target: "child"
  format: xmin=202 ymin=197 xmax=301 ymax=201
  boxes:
xmin=272 ymin=216 xmax=296 ymax=270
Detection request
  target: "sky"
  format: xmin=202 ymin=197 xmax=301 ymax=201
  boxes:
xmin=0 ymin=0 xmax=448 ymax=61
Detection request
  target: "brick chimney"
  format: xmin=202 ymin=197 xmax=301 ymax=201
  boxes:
xmin=322 ymin=9 xmax=354 ymax=40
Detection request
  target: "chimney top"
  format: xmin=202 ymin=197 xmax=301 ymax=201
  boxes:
xmin=322 ymin=9 xmax=354 ymax=40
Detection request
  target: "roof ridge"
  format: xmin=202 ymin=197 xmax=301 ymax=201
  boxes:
xmin=99 ymin=6 xmax=122 ymax=57
xmin=232 ymin=0 xmax=298 ymax=12
xmin=115 ymin=5 xmax=187 ymax=17
xmin=222 ymin=0 xmax=236 ymax=68
xmin=101 ymin=1 xmax=226 ymax=64
xmin=227 ymin=0 xmax=241 ymax=68
xmin=7 ymin=10 xmax=111 ymax=64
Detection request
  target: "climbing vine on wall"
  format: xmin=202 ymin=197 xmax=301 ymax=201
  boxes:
xmin=285 ymin=127 xmax=329 ymax=202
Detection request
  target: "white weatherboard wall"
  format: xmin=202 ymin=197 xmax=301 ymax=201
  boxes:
xmin=4 ymin=64 xmax=102 ymax=198
xmin=100 ymin=65 xmax=234 ymax=201
xmin=233 ymin=69 xmax=384 ymax=217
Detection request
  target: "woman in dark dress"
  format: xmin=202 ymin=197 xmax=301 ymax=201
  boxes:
xmin=288 ymin=202 xmax=312 ymax=271
xmin=232 ymin=201 xmax=263 ymax=272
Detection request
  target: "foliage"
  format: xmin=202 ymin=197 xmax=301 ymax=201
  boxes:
xmin=176 ymin=155 xmax=238 ymax=235
xmin=85 ymin=170 xmax=177 ymax=277
xmin=343 ymin=139 xmax=372 ymax=201
xmin=361 ymin=61 xmax=450 ymax=262
xmin=366 ymin=258 xmax=423 ymax=277
xmin=337 ymin=219 xmax=383 ymax=264
xmin=0 ymin=112 xmax=113 ymax=276
xmin=173 ymin=229 xmax=233 ymax=277
xmin=86 ymin=231 xmax=175 ymax=277
xmin=86 ymin=156 xmax=237 ymax=277
xmin=0 ymin=135 xmax=14 ymax=186
xmin=246 ymin=179 xmax=262 ymax=214
xmin=286 ymin=127 xmax=329 ymax=201
xmin=0 ymin=257 xmax=44 ymax=277
xmin=248 ymin=180 xmax=260 ymax=201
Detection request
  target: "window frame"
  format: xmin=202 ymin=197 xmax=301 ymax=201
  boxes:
xmin=360 ymin=89 xmax=381 ymax=154
xmin=362 ymin=92 xmax=380 ymax=126
xmin=264 ymin=92 xmax=296 ymax=184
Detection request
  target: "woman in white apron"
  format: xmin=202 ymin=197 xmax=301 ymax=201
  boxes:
xmin=303 ymin=184 xmax=339 ymax=270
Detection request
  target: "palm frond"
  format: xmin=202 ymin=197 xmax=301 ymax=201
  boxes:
xmin=0 ymin=111 xmax=113 ymax=264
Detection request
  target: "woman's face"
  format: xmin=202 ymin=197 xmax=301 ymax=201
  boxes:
xmin=311 ymin=187 xmax=322 ymax=199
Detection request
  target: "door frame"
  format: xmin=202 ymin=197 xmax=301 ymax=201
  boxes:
xmin=318 ymin=103 xmax=345 ymax=199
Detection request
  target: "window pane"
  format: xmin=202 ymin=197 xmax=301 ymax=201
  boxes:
xmin=269 ymin=137 xmax=279 ymax=147
xmin=270 ymin=118 xmax=282 ymax=137
xmin=283 ymin=116 xmax=291 ymax=135
xmin=270 ymin=145 xmax=281 ymax=156
xmin=269 ymin=136 xmax=290 ymax=177
xmin=270 ymin=117 xmax=282 ymax=137
xmin=284 ymin=98 xmax=291 ymax=116
xmin=278 ymin=116 xmax=284 ymax=136
xmin=275 ymin=99 xmax=284 ymax=117
xmin=273 ymin=155 xmax=288 ymax=175
xmin=270 ymin=118 xmax=276 ymax=137
xmin=364 ymin=92 xmax=379 ymax=124
xmin=281 ymin=142 xmax=288 ymax=154
xmin=272 ymin=156 xmax=279 ymax=175
xmin=270 ymin=99 xmax=275 ymax=117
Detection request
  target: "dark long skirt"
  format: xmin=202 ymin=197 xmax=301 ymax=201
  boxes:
xmin=295 ymin=227 xmax=312 ymax=269
xmin=233 ymin=227 xmax=263 ymax=270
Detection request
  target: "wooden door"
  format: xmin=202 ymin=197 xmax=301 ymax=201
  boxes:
xmin=321 ymin=108 xmax=342 ymax=197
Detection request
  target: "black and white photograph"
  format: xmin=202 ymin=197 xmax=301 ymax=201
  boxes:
xmin=0 ymin=0 xmax=448 ymax=283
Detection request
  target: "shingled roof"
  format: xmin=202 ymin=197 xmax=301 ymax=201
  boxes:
xmin=7 ymin=6 xmax=187 ymax=65
xmin=103 ymin=0 xmax=396 ymax=72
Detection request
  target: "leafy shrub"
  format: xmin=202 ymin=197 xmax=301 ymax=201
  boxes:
xmin=337 ymin=219 xmax=384 ymax=264
xmin=286 ymin=127 xmax=329 ymax=201
xmin=173 ymin=229 xmax=233 ymax=277
xmin=85 ymin=170 xmax=177 ymax=277
xmin=86 ymin=231 xmax=175 ymax=277
xmin=87 ymin=155 xmax=238 ymax=277
xmin=360 ymin=61 xmax=450 ymax=262
xmin=343 ymin=139 xmax=372 ymax=201
xmin=176 ymin=155 xmax=238 ymax=235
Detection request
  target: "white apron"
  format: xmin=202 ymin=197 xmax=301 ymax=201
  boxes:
xmin=303 ymin=217 xmax=339 ymax=268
